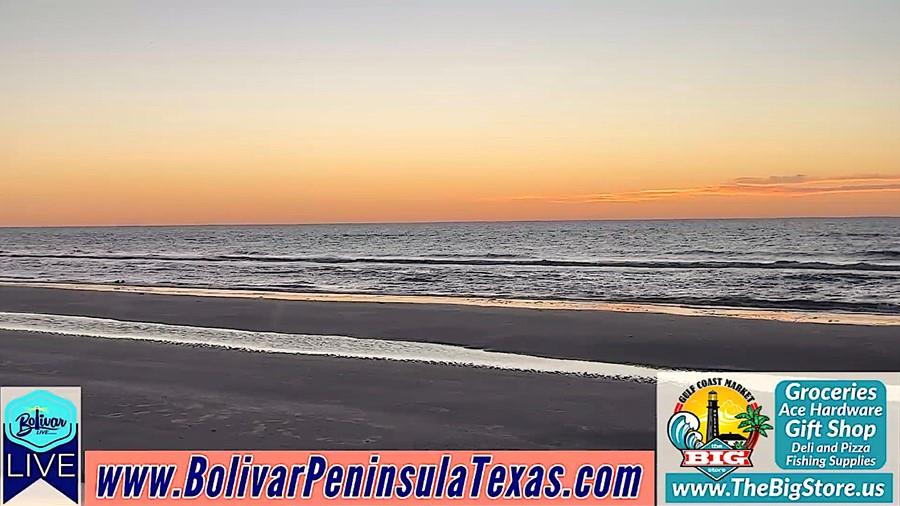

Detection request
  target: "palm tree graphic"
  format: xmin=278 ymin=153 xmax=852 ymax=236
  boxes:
xmin=735 ymin=404 xmax=772 ymax=450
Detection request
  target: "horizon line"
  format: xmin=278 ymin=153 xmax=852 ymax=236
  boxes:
xmin=2 ymin=214 xmax=899 ymax=229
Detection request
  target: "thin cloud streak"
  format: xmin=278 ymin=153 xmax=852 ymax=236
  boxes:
xmin=498 ymin=174 xmax=900 ymax=205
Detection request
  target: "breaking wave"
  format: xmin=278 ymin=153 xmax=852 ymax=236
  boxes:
xmin=2 ymin=252 xmax=899 ymax=272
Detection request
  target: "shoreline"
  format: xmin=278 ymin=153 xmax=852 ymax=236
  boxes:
xmin=2 ymin=283 xmax=898 ymax=450
xmin=1 ymin=284 xmax=898 ymax=371
xmin=1 ymin=281 xmax=898 ymax=326
xmin=0 ymin=311 xmax=659 ymax=382
xmin=5 ymin=313 xmax=898 ymax=402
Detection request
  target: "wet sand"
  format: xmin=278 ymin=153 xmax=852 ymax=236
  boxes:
xmin=0 ymin=330 xmax=653 ymax=450
xmin=0 ymin=284 xmax=898 ymax=450
xmin=1 ymin=285 xmax=898 ymax=371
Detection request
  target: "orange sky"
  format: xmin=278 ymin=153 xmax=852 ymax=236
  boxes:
xmin=2 ymin=2 xmax=899 ymax=226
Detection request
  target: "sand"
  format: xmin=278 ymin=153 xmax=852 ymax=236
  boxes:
xmin=0 ymin=284 xmax=897 ymax=450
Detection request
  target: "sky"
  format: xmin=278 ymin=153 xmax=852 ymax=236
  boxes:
xmin=1 ymin=0 xmax=899 ymax=226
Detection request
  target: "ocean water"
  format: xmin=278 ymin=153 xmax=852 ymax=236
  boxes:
xmin=1 ymin=218 xmax=899 ymax=314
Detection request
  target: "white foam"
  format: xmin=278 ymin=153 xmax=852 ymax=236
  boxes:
xmin=3 ymin=312 xmax=897 ymax=400
xmin=0 ymin=312 xmax=657 ymax=381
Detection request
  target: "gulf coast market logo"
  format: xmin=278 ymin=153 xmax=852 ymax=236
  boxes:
xmin=2 ymin=388 xmax=80 ymax=505
xmin=666 ymin=377 xmax=771 ymax=481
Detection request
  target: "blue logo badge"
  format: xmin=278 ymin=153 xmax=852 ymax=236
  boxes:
xmin=4 ymin=390 xmax=77 ymax=453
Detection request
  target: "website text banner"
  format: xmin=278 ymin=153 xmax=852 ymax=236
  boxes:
xmin=657 ymin=372 xmax=899 ymax=505
xmin=85 ymin=450 xmax=653 ymax=505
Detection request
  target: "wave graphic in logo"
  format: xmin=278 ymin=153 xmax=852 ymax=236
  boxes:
xmin=667 ymin=411 xmax=704 ymax=450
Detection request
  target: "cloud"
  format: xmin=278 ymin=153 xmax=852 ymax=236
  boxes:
xmin=497 ymin=174 xmax=900 ymax=205
xmin=732 ymin=174 xmax=811 ymax=185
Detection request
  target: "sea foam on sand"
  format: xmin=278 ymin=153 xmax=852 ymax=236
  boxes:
xmin=0 ymin=311 xmax=657 ymax=382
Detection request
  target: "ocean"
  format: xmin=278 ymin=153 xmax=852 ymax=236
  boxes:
xmin=1 ymin=218 xmax=899 ymax=314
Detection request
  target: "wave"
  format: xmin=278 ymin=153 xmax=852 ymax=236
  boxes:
xmin=861 ymin=250 xmax=900 ymax=259
xmin=782 ymin=272 xmax=881 ymax=282
xmin=622 ymin=295 xmax=900 ymax=313
xmin=826 ymin=231 xmax=887 ymax=239
xmin=419 ymin=252 xmax=529 ymax=259
xmin=3 ymin=252 xmax=900 ymax=272
xmin=3 ymin=277 xmax=897 ymax=315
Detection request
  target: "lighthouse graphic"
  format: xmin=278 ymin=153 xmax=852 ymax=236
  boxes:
xmin=705 ymin=390 xmax=719 ymax=442
xmin=703 ymin=390 xmax=749 ymax=449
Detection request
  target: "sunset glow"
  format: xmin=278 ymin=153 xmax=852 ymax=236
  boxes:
xmin=2 ymin=1 xmax=899 ymax=226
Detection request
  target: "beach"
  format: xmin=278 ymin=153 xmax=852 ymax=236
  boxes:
xmin=1 ymin=284 xmax=898 ymax=451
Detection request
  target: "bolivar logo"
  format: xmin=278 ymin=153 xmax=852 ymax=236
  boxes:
xmin=666 ymin=377 xmax=771 ymax=481
xmin=4 ymin=390 xmax=76 ymax=452
xmin=2 ymin=387 xmax=81 ymax=505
